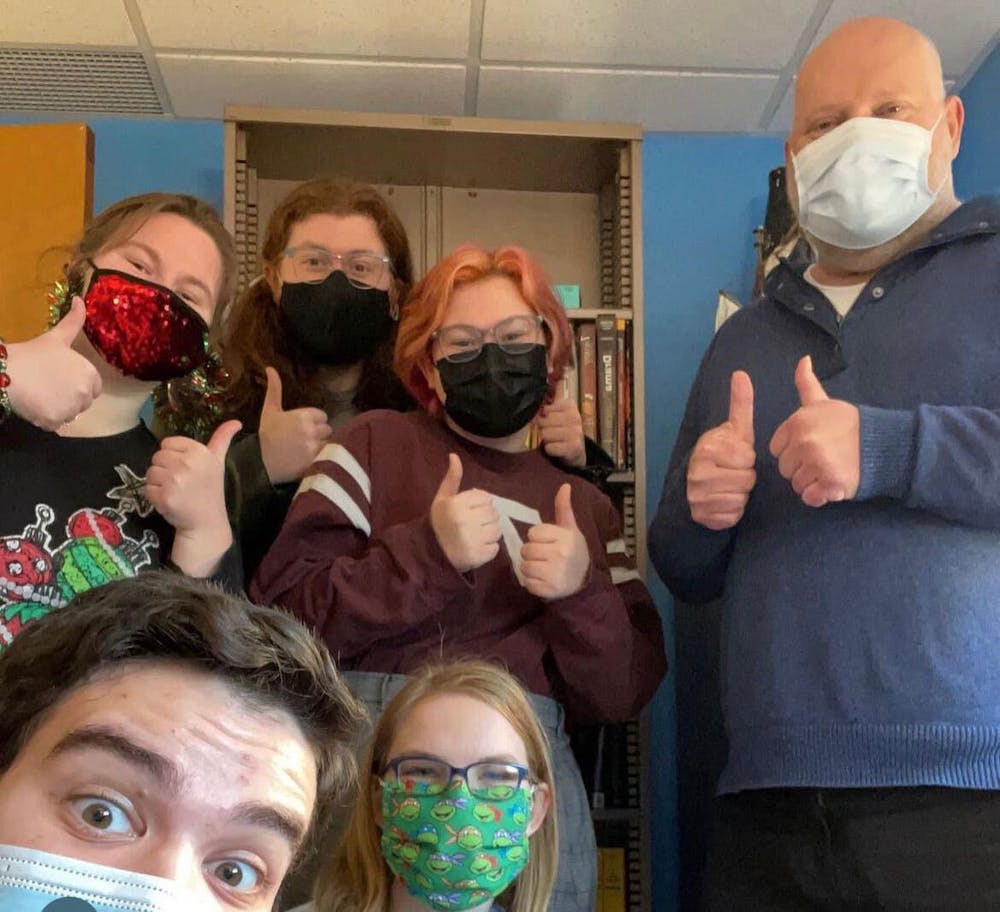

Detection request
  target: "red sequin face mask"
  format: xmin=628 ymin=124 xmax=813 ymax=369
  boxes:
xmin=83 ymin=267 xmax=210 ymax=382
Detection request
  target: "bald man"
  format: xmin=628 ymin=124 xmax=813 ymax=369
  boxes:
xmin=651 ymin=17 xmax=1000 ymax=911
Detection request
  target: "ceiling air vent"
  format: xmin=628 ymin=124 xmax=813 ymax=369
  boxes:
xmin=0 ymin=47 xmax=164 ymax=115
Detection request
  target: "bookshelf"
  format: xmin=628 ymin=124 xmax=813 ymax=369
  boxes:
xmin=223 ymin=105 xmax=652 ymax=911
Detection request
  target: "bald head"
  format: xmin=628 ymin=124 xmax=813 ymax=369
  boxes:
xmin=792 ymin=17 xmax=945 ymax=145
xmin=783 ymin=16 xmax=964 ymax=275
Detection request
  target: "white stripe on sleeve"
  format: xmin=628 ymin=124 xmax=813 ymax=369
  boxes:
xmin=314 ymin=443 xmax=372 ymax=502
xmin=611 ymin=566 xmax=642 ymax=585
xmin=295 ymin=474 xmax=372 ymax=537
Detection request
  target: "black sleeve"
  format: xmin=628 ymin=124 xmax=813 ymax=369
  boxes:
xmin=224 ymin=432 xmax=296 ymax=583
xmin=162 ymin=542 xmax=244 ymax=594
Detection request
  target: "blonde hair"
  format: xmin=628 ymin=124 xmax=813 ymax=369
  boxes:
xmin=314 ymin=661 xmax=558 ymax=912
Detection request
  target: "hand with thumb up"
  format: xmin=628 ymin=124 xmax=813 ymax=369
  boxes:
xmin=146 ymin=419 xmax=242 ymax=577
xmin=430 ymin=453 xmax=501 ymax=573
xmin=4 ymin=297 xmax=103 ymax=431
xmin=258 ymin=366 xmax=334 ymax=484
xmin=769 ymin=355 xmax=860 ymax=508
xmin=687 ymin=370 xmax=758 ymax=530
xmin=520 ymin=483 xmax=590 ymax=600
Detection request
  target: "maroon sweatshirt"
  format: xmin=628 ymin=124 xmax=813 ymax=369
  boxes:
xmin=251 ymin=409 xmax=666 ymax=724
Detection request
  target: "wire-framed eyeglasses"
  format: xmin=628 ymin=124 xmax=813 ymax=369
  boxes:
xmin=431 ymin=314 xmax=544 ymax=364
xmin=282 ymin=246 xmax=392 ymax=289
xmin=380 ymin=755 xmax=534 ymax=799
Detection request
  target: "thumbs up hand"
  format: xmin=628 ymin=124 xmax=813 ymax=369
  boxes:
xmin=258 ymin=366 xmax=333 ymax=484
xmin=520 ymin=483 xmax=590 ymax=600
xmin=5 ymin=297 xmax=103 ymax=431
xmin=686 ymin=370 xmax=758 ymax=530
xmin=536 ymin=391 xmax=587 ymax=467
xmin=147 ymin=420 xmax=241 ymax=576
xmin=769 ymin=355 xmax=860 ymax=508
xmin=430 ymin=453 xmax=501 ymax=572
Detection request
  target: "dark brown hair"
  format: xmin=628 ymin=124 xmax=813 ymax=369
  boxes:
xmin=0 ymin=571 xmax=365 ymax=845
xmin=219 ymin=178 xmax=415 ymax=426
xmin=61 ymin=192 xmax=237 ymax=337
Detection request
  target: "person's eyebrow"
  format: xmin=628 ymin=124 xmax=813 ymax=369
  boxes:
xmin=121 ymin=241 xmax=213 ymax=302
xmin=230 ymin=802 xmax=309 ymax=854
xmin=48 ymin=725 xmax=182 ymax=791
xmin=120 ymin=240 xmax=162 ymax=266
xmin=477 ymin=754 xmax=523 ymax=765
xmin=174 ymin=273 xmax=214 ymax=303
xmin=293 ymin=242 xmax=383 ymax=256
xmin=393 ymin=752 xmax=524 ymax=765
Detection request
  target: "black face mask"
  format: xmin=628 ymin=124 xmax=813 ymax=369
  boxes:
xmin=280 ymin=271 xmax=393 ymax=366
xmin=436 ymin=343 xmax=549 ymax=438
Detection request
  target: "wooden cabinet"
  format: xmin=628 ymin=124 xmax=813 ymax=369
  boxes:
xmin=0 ymin=123 xmax=94 ymax=342
xmin=223 ymin=105 xmax=652 ymax=910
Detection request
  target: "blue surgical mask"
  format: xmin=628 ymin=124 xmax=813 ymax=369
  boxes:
xmin=793 ymin=113 xmax=945 ymax=250
xmin=0 ymin=844 xmax=178 ymax=911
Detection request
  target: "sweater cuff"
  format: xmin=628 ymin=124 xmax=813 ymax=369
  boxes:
xmin=394 ymin=514 xmax=477 ymax=597
xmin=856 ymin=405 xmax=918 ymax=501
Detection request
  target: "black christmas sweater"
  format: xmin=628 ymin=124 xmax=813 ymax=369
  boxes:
xmin=0 ymin=414 xmax=241 ymax=645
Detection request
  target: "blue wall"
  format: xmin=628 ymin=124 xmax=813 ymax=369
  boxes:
xmin=642 ymin=133 xmax=785 ymax=910
xmin=954 ymin=42 xmax=1000 ymax=198
xmin=0 ymin=115 xmax=224 ymax=212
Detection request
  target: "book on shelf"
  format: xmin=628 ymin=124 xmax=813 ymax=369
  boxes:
xmin=577 ymin=322 xmax=598 ymax=442
xmin=596 ymin=314 xmax=618 ymax=464
xmin=566 ymin=315 xmax=633 ymax=472
xmin=597 ymin=846 xmax=627 ymax=912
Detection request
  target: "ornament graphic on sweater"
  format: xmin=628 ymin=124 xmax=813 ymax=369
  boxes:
xmin=0 ymin=466 xmax=159 ymax=645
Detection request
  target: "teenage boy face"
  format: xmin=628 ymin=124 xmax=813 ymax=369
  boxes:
xmin=0 ymin=660 xmax=317 ymax=911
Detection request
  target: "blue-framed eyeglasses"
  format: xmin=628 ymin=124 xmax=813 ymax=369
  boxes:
xmin=380 ymin=755 xmax=534 ymax=799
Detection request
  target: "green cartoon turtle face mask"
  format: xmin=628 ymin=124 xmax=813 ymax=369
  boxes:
xmin=379 ymin=763 xmax=534 ymax=912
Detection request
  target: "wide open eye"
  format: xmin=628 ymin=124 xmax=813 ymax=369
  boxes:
xmin=208 ymin=859 xmax=263 ymax=894
xmin=69 ymin=796 xmax=136 ymax=836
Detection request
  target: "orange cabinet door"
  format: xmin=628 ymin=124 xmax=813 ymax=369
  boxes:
xmin=0 ymin=123 xmax=94 ymax=342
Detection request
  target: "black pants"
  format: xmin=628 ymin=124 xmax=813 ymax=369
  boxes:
xmin=702 ymin=787 xmax=1000 ymax=911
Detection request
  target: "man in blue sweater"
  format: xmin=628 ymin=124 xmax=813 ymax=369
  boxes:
xmin=651 ymin=16 xmax=1000 ymax=911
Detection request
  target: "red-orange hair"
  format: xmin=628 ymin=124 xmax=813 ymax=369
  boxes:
xmin=395 ymin=244 xmax=574 ymax=413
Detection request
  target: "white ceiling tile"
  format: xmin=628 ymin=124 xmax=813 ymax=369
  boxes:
xmin=767 ymin=80 xmax=795 ymax=133
xmin=482 ymin=0 xmax=816 ymax=69
xmin=478 ymin=66 xmax=778 ymax=131
xmin=1 ymin=0 xmax=136 ymax=45
xmin=157 ymin=54 xmax=466 ymax=119
xmin=138 ymin=0 xmax=471 ymax=59
xmin=811 ymin=1 xmax=1000 ymax=74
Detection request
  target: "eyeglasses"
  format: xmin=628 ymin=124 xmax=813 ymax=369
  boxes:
xmin=282 ymin=246 xmax=392 ymax=289
xmin=381 ymin=755 xmax=534 ymax=799
xmin=431 ymin=314 xmax=544 ymax=364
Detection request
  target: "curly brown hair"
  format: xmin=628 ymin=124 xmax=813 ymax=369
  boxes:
xmin=218 ymin=178 xmax=416 ymax=428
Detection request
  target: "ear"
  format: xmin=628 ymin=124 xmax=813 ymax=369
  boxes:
xmin=944 ymin=94 xmax=965 ymax=158
xmin=263 ymin=262 xmax=282 ymax=304
xmin=526 ymin=782 xmax=551 ymax=837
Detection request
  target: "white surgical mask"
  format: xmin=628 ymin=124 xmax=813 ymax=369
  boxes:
xmin=0 ymin=844 xmax=180 ymax=911
xmin=792 ymin=113 xmax=945 ymax=250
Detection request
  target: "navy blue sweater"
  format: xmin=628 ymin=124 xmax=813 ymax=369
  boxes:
xmin=650 ymin=197 xmax=1000 ymax=793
